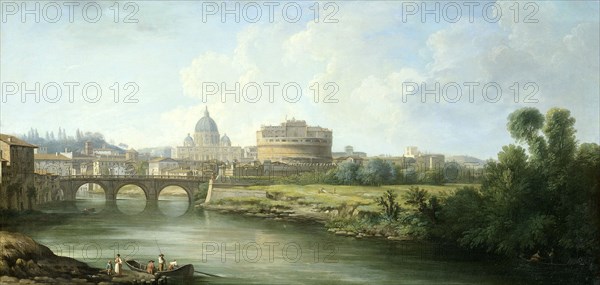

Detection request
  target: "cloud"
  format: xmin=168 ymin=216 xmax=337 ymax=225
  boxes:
xmin=2 ymin=1 xmax=597 ymax=158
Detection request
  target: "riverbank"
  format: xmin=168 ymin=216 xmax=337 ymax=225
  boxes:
xmin=0 ymin=230 xmax=157 ymax=285
xmin=199 ymin=183 xmax=471 ymax=240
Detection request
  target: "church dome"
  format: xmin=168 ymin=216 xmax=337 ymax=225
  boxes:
xmin=183 ymin=133 xmax=195 ymax=147
xmin=220 ymin=134 xmax=231 ymax=147
xmin=195 ymin=107 xmax=219 ymax=133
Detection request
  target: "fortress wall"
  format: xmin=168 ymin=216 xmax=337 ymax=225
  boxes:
xmin=257 ymin=142 xmax=332 ymax=162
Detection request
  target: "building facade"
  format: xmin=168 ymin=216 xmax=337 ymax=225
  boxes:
xmin=34 ymin=153 xmax=73 ymax=176
xmin=148 ymin=158 xmax=179 ymax=175
xmin=174 ymin=107 xmax=242 ymax=162
xmin=332 ymin=145 xmax=367 ymax=159
xmin=0 ymin=134 xmax=37 ymax=210
xmin=257 ymin=118 xmax=333 ymax=163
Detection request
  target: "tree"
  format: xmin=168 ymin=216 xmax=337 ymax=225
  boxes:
xmin=403 ymin=186 xmax=440 ymax=225
xmin=334 ymin=161 xmax=360 ymax=185
xmin=439 ymin=186 xmax=485 ymax=243
xmin=445 ymin=107 xmax=598 ymax=264
xmin=375 ymin=190 xmax=401 ymax=222
xmin=507 ymin=107 xmax=547 ymax=164
xmin=134 ymin=161 xmax=149 ymax=175
xmin=358 ymin=159 xmax=396 ymax=186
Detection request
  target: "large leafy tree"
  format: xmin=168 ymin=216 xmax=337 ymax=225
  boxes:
xmin=443 ymin=107 xmax=599 ymax=263
xmin=357 ymin=159 xmax=396 ymax=186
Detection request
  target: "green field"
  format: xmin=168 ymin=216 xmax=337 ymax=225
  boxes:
xmin=224 ymin=183 xmax=479 ymax=213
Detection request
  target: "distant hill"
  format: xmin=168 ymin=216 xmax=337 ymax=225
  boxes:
xmin=446 ymin=155 xmax=486 ymax=167
xmin=19 ymin=129 xmax=124 ymax=154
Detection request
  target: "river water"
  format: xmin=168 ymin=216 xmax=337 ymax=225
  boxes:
xmin=12 ymin=199 xmax=575 ymax=285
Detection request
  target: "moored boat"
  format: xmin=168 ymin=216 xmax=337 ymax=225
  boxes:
xmin=125 ymin=259 xmax=195 ymax=278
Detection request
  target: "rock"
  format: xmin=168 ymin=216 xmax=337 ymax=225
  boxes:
xmin=0 ymin=276 xmax=19 ymax=283
xmin=0 ymin=259 xmax=10 ymax=275
xmin=387 ymin=236 xmax=402 ymax=241
xmin=55 ymin=277 xmax=69 ymax=284
xmin=15 ymin=258 xmax=26 ymax=267
xmin=33 ymin=276 xmax=53 ymax=282
xmin=0 ymin=232 xmax=110 ymax=283
xmin=12 ymin=264 xmax=27 ymax=278
xmin=25 ymin=259 xmax=44 ymax=276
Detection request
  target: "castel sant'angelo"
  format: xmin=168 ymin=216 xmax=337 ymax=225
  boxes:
xmin=257 ymin=118 xmax=332 ymax=163
xmin=174 ymin=108 xmax=333 ymax=163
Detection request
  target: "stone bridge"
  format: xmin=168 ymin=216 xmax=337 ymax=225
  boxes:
xmin=59 ymin=175 xmax=207 ymax=203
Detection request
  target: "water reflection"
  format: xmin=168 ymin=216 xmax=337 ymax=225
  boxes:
xmin=157 ymin=199 xmax=190 ymax=217
xmin=21 ymin=202 xmax=578 ymax=285
xmin=116 ymin=199 xmax=146 ymax=215
xmin=49 ymin=199 xmax=191 ymax=217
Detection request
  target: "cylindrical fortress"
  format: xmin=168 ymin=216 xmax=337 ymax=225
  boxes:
xmin=257 ymin=119 xmax=332 ymax=163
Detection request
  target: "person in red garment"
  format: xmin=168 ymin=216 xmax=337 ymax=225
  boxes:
xmin=146 ymin=260 xmax=156 ymax=274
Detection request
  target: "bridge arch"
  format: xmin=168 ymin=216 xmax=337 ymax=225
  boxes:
xmin=114 ymin=182 xmax=150 ymax=200
xmin=58 ymin=176 xmax=205 ymax=204
xmin=157 ymin=183 xmax=194 ymax=203
xmin=63 ymin=181 xmax=109 ymax=201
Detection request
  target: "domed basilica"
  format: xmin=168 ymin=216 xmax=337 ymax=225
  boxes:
xmin=174 ymin=107 xmax=242 ymax=162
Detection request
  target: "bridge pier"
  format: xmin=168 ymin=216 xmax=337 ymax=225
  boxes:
xmin=142 ymin=200 xmax=159 ymax=215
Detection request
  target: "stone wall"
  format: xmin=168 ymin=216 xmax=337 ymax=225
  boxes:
xmin=207 ymin=186 xmax=266 ymax=202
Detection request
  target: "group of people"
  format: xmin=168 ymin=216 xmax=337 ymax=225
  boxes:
xmin=105 ymin=253 xmax=177 ymax=276
xmin=146 ymin=254 xmax=178 ymax=274
xmin=106 ymin=254 xmax=123 ymax=276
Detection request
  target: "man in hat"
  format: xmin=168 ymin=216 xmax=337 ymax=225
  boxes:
xmin=158 ymin=254 xmax=165 ymax=271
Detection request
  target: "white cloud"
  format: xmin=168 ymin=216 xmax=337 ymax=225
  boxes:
xmin=2 ymin=1 xmax=598 ymax=158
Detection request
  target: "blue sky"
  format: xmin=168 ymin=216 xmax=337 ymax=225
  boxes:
xmin=1 ymin=1 xmax=598 ymax=159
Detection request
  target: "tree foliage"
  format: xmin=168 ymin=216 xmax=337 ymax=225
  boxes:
xmin=358 ymin=159 xmax=396 ymax=186
xmin=335 ymin=161 xmax=360 ymax=185
xmin=440 ymin=107 xmax=599 ymax=264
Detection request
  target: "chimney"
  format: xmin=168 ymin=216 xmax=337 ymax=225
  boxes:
xmin=7 ymin=137 xmax=12 ymax=142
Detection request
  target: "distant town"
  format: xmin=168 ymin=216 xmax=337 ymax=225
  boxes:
xmin=0 ymin=107 xmax=485 ymax=211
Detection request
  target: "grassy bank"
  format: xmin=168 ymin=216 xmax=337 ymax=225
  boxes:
xmin=202 ymin=183 xmax=477 ymax=239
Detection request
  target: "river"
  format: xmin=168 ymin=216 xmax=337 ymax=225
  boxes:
xmin=9 ymin=198 xmax=577 ymax=285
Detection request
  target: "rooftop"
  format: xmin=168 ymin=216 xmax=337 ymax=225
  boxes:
xmin=0 ymin=134 xmax=37 ymax=148
xmin=34 ymin=153 xmax=71 ymax=161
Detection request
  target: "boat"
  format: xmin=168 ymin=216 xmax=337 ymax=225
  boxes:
xmin=81 ymin=208 xmax=96 ymax=214
xmin=125 ymin=259 xmax=195 ymax=278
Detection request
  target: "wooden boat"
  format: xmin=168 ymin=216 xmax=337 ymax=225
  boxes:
xmin=125 ymin=259 xmax=195 ymax=278
xmin=81 ymin=208 xmax=96 ymax=214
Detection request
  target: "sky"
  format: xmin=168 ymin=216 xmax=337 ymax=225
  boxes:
xmin=1 ymin=1 xmax=598 ymax=160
